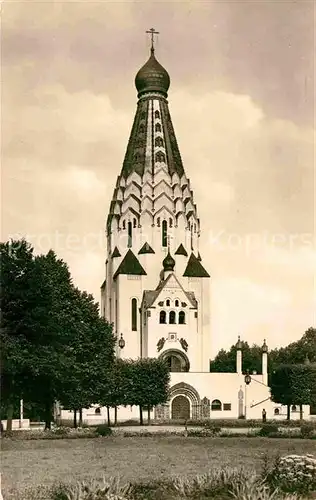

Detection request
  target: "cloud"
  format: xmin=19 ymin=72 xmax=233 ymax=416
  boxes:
xmin=2 ymin=2 xmax=314 ymax=354
xmin=170 ymin=89 xmax=314 ymax=237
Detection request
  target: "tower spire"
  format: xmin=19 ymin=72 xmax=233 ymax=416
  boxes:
xmin=146 ymin=27 xmax=159 ymax=54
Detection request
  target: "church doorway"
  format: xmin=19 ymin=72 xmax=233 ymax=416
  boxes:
xmin=171 ymin=395 xmax=190 ymax=420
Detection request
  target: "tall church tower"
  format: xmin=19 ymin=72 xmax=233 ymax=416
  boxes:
xmin=101 ymin=32 xmax=211 ymax=372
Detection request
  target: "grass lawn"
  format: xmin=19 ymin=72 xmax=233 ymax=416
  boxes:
xmin=1 ymin=436 xmax=316 ymax=498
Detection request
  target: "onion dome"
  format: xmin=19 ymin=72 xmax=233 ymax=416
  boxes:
xmin=236 ymin=335 xmax=242 ymax=350
xmin=162 ymin=251 xmax=175 ymax=272
xmin=262 ymin=339 xmax=268 ymax=353
xmin=135 ymin=48 xmax=170 ymax=98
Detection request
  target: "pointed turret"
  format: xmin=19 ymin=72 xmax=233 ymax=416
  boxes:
xmin=106 ymin=42 xmax=201 ymax=273
xmin=101 ymin=34 xmax=210 ymax=368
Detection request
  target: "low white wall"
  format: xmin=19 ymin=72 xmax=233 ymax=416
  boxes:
xmin=1 ymin=419 xmax=30 ymax=430
xmin=60 ymin=405 xmax=151 ymax=425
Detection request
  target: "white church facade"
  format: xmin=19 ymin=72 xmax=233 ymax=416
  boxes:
xmin=61 ymin=38 xmax=310 ymax=424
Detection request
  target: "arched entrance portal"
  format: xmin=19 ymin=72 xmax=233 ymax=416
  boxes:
xmin=171 ymin=395 xmax=190 ymax=420
xmin=169 ymin=382 xmax=201 ymax=420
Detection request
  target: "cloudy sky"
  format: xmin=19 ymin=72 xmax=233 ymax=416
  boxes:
xmin=2 ymin=0 xmax=315 ymax=356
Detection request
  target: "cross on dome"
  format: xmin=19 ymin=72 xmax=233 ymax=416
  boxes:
xmin=135 ymin=28 xmax=170 ymax=98
xmin=146 ymin=27 xmax=159 ymax=53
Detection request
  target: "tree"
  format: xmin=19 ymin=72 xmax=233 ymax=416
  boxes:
xmin=0 ymin=239 xmax=53 ymax=430
xmin=128 ymin=358 xmax=170 ymax=425
xmin=1 ymin=239 xmax=116 ymax=430
xmin=270 ymin=364 xmax=316 ymax=419
xmin=56 ymin=288 xmax=116 ymax=427
xmin=210 ymin=341 xmax=264 ymax=374
xmin=97 ymin=358 xmax=132 ymax=426
xmin=21 ymin=249 xmax=80 ymax=429
xmin=210 ymin=328 xmax=316 ymax=377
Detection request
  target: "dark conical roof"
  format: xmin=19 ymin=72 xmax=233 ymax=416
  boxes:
xmin=111 ymin=246 xmax=121 ymax=258
xmin=135 ymin=48 xmax=170 ymax=98
xmin=113 ymin=249 xmax=147 ymax=279
xmin=183 ymin=253 xmax=210 ymax=278
xmin=138 ymin=242 xmax=155 ymax=255
xmin=175 ymin=244 xmax=188 ymax=257
xmin=162 ymin=251 xmax=175 ymax=272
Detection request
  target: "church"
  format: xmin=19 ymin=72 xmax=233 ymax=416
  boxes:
xmin=61 ymin=33 xmax=310 ymax=424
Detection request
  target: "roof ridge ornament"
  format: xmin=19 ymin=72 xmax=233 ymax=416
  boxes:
xmin=146 ymin=27 xmax=159 ymax=55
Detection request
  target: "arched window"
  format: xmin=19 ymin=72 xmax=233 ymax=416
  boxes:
xmin=169 ymin=311 xmax=176 ymax=324
xmin=155 ymin=152 xmax=165 ymax=163
xmin=291 ymin=405 xmax=297 ymax=412
xmin=122 ymin=220 xmax=126 ymax=230
xmin=155 ymin=110 xmax=160 ymax=119
xmin=175 ymin=300 xmax=179 ymax=307
xmin=157 ymin=217 xmax=160 ymax=227
xmin=127 ymin=221 xmax=132 ymax=247
xmin=155 ymin=123 xmax=161 ymax=132
xmin=159 ymin=311 xmax=166 ymax=324
xmin=95 ymin=407 xmax=101 ymax=414
xmin=162 ymin=220 xmax=168 ymax=247
xmin=274 ymin=408 xmax=280 ymax=415
xmin=194 ymin=223 xmax=197 ymax=233
xmin=179 ymin=311 xmax=185 ymax=324
xmin=166 ymin=299 xmax=170 ymax=307
xmin=188 ymin=222 xmax=191 ymax=230
xmin=133 ymin=218 xmax=137 ymax=228
xmin=211 ymin=399 xmax=222 ymax=411
xmin=160 ymin=350 xmax=190 ymax=372
xmin=131 ymin=298 xmax=137 ymax=331
xmin=155 ymin=137 xmax=163 ymax=147
xmin=169 ymin=218 xmax=173 ymax=227
xmin=134 ymin=153 xmax=139 ymax=162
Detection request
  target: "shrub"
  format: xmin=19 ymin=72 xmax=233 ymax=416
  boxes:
xmin=183 ymin=424 xmax=222 ymax=437
xmin=2 ymin=430 xmax=14 ymax=438
xmin=2 ymin=427 xmax=98 ymax=441
xmin=203 ymin=421 xmax=221 ymax=433
xmin=264 ymin=453 xmax=316 ymax=495
xmin=140 ymin=418 xmax=316 ymax=430
xmin=219 ymin=431 xmax=258 ymax=438
xmin=116 ymin=419 xmax=140 ymax=427
xmin=187 ymin=429 xmax=211 ymax=437
xmin=259 ymin=424 xmax=279 ymax=437
xmin=300 ymin=423 xmax=314 ymax=438
xmin=95 ymin=424 xmax=113 ymax=437
xmin=57 ymin=419 xmax=75 ymax=428
xmin=51 ymin=427 xmax=71 ymax=436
